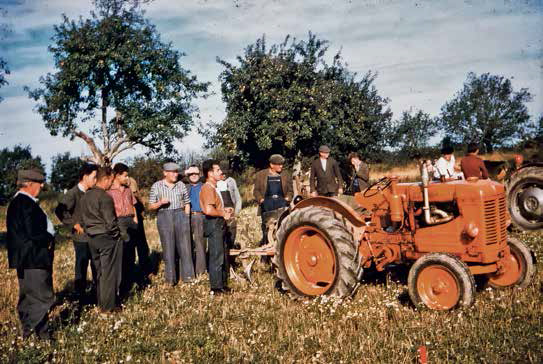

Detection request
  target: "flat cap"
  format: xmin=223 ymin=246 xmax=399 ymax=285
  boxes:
xmin=18 ymin=169 xmax=45 ymax=183
xmin=319 ymin=145 xmax=331 ymax=153
xmin=269 ymin=154 xmax=285 ymax=165
xmin=163 ymin=162 xmax=181 ymax=171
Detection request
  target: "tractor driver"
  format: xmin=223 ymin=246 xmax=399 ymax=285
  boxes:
xmin=434 ymin=146 xmax=464 ymax=181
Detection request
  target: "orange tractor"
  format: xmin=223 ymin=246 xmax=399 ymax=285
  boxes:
xmin=262 ymin=166 xmax=536 ymax=310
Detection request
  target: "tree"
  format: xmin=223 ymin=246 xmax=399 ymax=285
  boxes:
xmin=208 ymin=33 xmax=393 ymax=168
xmin=439 ymin=72 xmax=533 ymax=153
xmin=27 ymin=0 xmax=208 ymax=166
xmin=0 ymin=145 xmax=45 ymax=204
xmin=128 ymin=155 xmax=164 ymax=190
xmin=50 ymin=152 xmax=85 ymax=191
xmin=390 ymin=109 xmax=438 ymax=159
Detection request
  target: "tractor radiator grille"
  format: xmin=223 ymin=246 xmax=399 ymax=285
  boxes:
xmin=483 ymin=195 xmax=507 ymax=245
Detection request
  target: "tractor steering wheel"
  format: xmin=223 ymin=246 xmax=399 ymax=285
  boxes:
xmin=363 ymin=177 xmax=392 ymax=198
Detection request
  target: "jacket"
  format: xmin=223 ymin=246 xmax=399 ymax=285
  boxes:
xmin=55 ymin=184 xmax=89 ymax=242
xmin=253 ymin=169 xmax=293 ymax=203
xmin=6 ymin=193 xmax=55 ymax=269
xmin=80 ymin=187 xmax=121 ymax=240
xmin=350 ymin=162 xmax=370 ymax=192
xmin=310 ymin=157 xmax=344 ymax=195
xmin=225 ymin=177 xmax=242 ymax=214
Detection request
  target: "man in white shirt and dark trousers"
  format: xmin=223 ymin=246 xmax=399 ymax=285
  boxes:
xmin=149 ymin=162 xmax=195 ymax=286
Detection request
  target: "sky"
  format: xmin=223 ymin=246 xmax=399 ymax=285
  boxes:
xmin=0 ymin=0 xmax=542 ymax=173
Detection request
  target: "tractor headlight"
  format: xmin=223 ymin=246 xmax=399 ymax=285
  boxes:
xmin=464 ymin=222 xmax=479 ymax=239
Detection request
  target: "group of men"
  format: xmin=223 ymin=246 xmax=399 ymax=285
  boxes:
xmin=5 ymin=142 xmax=488 ymax=340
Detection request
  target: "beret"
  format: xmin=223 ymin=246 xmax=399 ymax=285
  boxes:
xmin=163 ymin=162 xmax=181 ymax=171
xmin=269 ymin=154 xmax=285 ymax=165
xmin=319 ymin=145 xmax=331 ymax=153
xmin=18 ymin=169 xmax=45 ymax=183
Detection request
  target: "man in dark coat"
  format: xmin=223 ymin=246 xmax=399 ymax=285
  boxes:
xmin=55 ymin=163 xmax=98 ymax=299
xmin=80 ymin=167 xmax=124 ymax=313
xmin=310 ymin=145 xmax=344 ymax=197
xmin=253 ymin=154 xmax=293 ymax=246
xmin=347 ymin=152 xmax=370 ymax=193
xmin=6 ymin=169 xmax=55 ymax=339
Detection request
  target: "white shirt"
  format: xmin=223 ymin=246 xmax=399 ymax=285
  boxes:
xmin=15 ymin=191 xmax=55 ymax=236
xmin=320 ymin=158 xmax=327 ymax=172
xmin=434 ymin=155 xmax=463 ymax=180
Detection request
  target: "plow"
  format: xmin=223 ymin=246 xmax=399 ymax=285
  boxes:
xmin=230 ymin=164 xmax=536 ymax=310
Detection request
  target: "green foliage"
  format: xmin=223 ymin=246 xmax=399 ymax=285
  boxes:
xmin=439 ymin=72 xmax=532 ymax=153
xmin=50 ymin=152 xmax=85 ymax=191
xmin=0 ymin=145 xmax=45 ymax=204
xmin=390 ymin=109 xmax=438 ymax=158
xmin=209 ymin=33 xmax=393 ymax=168
xmin=128 ymin=155 xmax=164 ymax=189
xmin=26 ymin=1 xmax=208 ymax=165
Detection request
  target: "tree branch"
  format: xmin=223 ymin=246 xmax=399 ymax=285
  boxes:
xmin=74 ymin=130 xmax=104 ymax=165
xmin=110 ymin=141 xmax=136 ymax=160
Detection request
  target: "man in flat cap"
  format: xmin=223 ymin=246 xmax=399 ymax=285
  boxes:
xmin=149 ymin=162 xmax=194 ymax=285
xmin=254 ymin=154 xmax=293 ymax=246
xmin=7 ymin=169 xmax=55 ymax=339
xmin=310 ymin=145 xmax=343 ymax=197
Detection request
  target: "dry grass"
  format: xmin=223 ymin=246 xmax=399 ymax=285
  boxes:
xmin=1 ymin=197 xmax=542 ymax=363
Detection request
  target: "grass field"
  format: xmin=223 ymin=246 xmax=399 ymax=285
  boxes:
xmin=1 ymin=193 xmax=542 ymax=363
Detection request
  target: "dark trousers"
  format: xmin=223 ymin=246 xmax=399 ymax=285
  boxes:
xmin=17 ymin=268 xmax=54 ymax=336
xmin=73 ymin=240 xmax=97 ymax=295
xmin=118 ymin=216 xmax=138 ymax=295
xmin=134 ymin=201 xmax=150 ymax=268
xmin=204 ymin=217 xmax=228 ymax=290
xmin=88 ymin=234 xmax=121 ymax=311
xmin=190 ymin=213 xmax=206 ymax=275
xmin=157 ymin=209 xmax=195 ymax=284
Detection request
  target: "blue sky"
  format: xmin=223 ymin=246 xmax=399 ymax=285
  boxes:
xmin=0 ymin=0 xmax=542 ymax=172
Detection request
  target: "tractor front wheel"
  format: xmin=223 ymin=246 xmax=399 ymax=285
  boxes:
xmin=487 ymin=237 xmax=535 ymax=289
xmin=408 ymin=253 xmax=475 ymax=310
xmin=273 ymin=206 xmax=361 ymax=299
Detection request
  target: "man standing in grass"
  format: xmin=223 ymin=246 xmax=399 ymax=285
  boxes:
xmin=149 ymin=162 xmax=194 ymax=286
xmin=55 ymin=163 xmax=98 ymax=300
xmin=80 ymin=167 xmax=123 ymax=313
xmin=108 ymin=163 xmax=138 ymax=296
xmin=200 ymin=160 xmax=232 ymax=295
xmin=310 ymin=145 xmax=344 ymax=197
xmin=7 ymin=169 xmax=55 ymax=339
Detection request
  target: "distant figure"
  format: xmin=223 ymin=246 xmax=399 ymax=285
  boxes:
xmin=310 ymin=145 xmax=344 ymax=197
xmin=148 ymin=162 xmax=194 ymax=286
xmin=434 ymin=146 xmax=464 ymax=181
xmin=55 ymin=163 xmax=98 ymax=299
xmin=80 ymin=167 xmax=123 ymax=313
xmin=347 ymin=152 xmax=370 ymax=193
xmin=7 ymin=169 xmax=55 ymax=340
xmin=461 ymin=143 xmax=489 ymax=179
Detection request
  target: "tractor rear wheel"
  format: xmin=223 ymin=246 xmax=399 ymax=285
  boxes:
xmin=273 ymin=206 xmax=360 ymax=299
xmin=487 ymin=237 xmax=535 ymax=289
xmin=408 ymin=253 xmax=475 ymax=310
xmin=507 ymin=166 xmax=543 ymax=231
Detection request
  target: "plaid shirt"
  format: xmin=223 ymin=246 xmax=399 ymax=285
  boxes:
xmin=149 ymin=180 xmax=190 ymax=211
xmin=107 ymin=185 xmax=136 ymax=217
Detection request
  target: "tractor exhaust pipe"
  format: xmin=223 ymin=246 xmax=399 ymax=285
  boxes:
xmin=421 ymin=163 xmax=454 ymax=225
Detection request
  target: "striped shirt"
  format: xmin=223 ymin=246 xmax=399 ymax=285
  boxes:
xmin=149 ymin=180 xmax=190 ymax=211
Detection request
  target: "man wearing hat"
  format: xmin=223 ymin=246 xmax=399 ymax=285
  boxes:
xmin=185 ymin=165 xmax=206 ymax=276
xmin=253 ymin=154 xmax=293 ymax=245
xmin=149 ymin=162 xmax=194 ymax=285
xmin=310 ymin=145 xmax=344 ymax=197
xmin=6 ymin=169 xmax=55 ymax=339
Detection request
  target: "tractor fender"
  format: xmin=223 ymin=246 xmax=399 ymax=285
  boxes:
xmin=290 ymin=196 xmax=366 ymax=227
